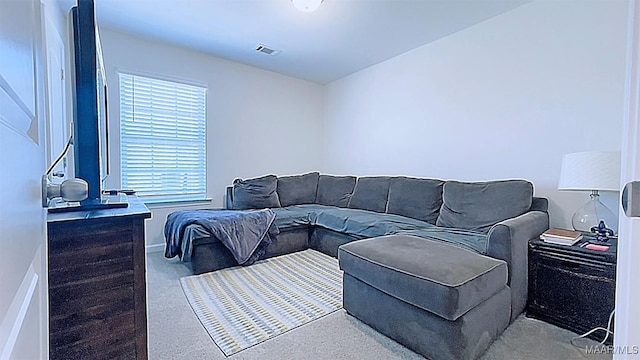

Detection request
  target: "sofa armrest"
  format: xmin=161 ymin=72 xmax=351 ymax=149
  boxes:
xmin=486 ymin=210 xmax=549 ymax=321
xmin=531 ymin=197 xmax=549 ymax=212
xmin=225 ymin=186 xmax=234 ymax=210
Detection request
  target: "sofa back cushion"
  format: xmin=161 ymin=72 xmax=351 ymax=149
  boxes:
xmin=386 ymin=177 xmax=444 ymax=224
xmin=315 ymin=175 xmax=357 ymax=207
xmin=347 ymin=177 xmax=391 ymax=213
xmin=277 ymin=172 xmax=320 ymax=206
xmin=436 ymin=180 xmax=533 ymax=233
xmin=232 ymin=175 xmax=281 ymax=210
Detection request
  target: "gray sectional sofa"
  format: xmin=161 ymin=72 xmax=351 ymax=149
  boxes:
xmin=185 ymin=172 xmax=549 ymax=359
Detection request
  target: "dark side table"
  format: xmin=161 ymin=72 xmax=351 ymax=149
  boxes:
xmin=527 ymin=234 xmax=616 ymax=344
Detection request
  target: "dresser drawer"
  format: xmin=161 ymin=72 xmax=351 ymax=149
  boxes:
xmin=50 ymin=307 xmax=137 ymax=360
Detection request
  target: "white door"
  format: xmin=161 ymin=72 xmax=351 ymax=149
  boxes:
xmin=0 ymin=0 xmax=49 ymax=358
xmin=614 ymin=1 xmax=640 ymax=357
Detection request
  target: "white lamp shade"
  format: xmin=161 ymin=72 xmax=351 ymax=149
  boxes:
xmin=557 ymin=151 xmax=621 ymax=191
xmin=291 ymin=0 xmax=323 ymax=12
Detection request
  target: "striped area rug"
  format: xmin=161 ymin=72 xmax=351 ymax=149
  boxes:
xmin=180 ymin=249 xmax=343 ymax=356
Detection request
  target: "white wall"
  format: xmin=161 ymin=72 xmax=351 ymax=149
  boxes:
xmin=323 ymin=0 xmax=628 ymax=229
xmin=98 ymin=0 xmax=628 ymax=245
xmin=99 ymin=29 xmax=324 ymax=247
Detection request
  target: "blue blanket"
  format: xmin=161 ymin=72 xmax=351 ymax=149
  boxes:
xmin=164 ymin=209 xmax=279 ymax=265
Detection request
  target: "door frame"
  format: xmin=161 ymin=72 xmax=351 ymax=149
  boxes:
xmin=614 ymin=0 xmax=640 ymax=356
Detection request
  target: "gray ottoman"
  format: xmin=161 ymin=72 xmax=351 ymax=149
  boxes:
xmin=338 ymin=235 xmax=511 ymax=360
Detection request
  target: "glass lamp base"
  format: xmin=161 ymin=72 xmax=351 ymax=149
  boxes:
xmin=572 ymin=192 xmax=617 ymax=233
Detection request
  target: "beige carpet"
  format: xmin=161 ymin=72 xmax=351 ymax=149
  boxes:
xmin=148 ymin=250 xmax=612 ymax=360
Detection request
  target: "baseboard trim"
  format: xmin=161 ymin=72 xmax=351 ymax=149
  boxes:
xmin=0 ymin=265 xmax=38 ymax=360
xmin=146 ymin=243 xmax=165 ymax=254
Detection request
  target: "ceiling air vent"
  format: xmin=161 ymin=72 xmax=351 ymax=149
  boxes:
xmin=255 ymin=44 xmax=281 ymax=56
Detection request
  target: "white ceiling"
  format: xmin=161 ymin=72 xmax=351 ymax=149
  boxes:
xmin=56 ymin=0 xmax=530 ymax=84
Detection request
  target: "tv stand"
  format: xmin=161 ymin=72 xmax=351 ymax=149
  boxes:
xmin=47 ymin=195 xmax=150 ymax=359
xmin=47 ymin=193 xmax=129 ymax=213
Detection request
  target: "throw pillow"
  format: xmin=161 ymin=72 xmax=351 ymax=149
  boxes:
xmin=315 ymin=175 xmax=357 ymax=207
xmin=386 ymin=177 xmax=444 ymax=224
xmin=277 ymin=172 xmax=320 ymax=206
xmin=232 ymin=174 xmax=281 ymax=210
xmin=436 ymin=180 xmax=533 ymax=233
xmin=347 ymin=177 xmax=391 ymax=213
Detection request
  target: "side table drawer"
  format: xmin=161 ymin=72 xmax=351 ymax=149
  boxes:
xmin=528 ymin=248 xmax=615 ymax=341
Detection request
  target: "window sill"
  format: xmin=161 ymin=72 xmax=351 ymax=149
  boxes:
xmin=143 ymin=198 xmax=213 ymax=209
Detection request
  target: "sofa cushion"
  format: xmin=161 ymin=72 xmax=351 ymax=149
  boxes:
xmin=277 ymin=172 xmax=320 ymax=207
xmin=232 ymin=175 xmax=281 ymax=210
xmin=395 ymin=228 xmax=487 ymax=254
xmin=315 ymin=175 xmax=357 ymax=207
xmin=386 ymin=177 xmax=444 ymax=224
xmin=338 ymin=234 xmax=508 ymax=321
xmin=436 ymin=180 xmax=533 ymax=233
xmin=347 ymin=177 xmax=391 ymax=213
xmin=312 ymin=207 xmax=433 ymax=238
xmin=270 ymin=204 xmax=320 ymax=229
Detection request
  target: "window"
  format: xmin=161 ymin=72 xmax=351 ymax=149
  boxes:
xmin=119 ymin=73 xmax=207 ymax=202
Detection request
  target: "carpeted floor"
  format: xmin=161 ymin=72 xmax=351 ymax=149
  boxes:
xmin=147 ymin=251 xmax=613 ymax=360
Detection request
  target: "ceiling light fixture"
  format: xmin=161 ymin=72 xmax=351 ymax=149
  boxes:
xmin=291 ymin=0 xmax=323 ymax=12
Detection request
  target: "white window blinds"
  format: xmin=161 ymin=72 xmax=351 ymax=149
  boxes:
xmin=119 ymin=73 xmax=207 ymax=202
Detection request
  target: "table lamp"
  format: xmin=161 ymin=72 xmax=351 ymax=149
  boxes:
xmin=557 ymin=151 xmax=621 ymax=233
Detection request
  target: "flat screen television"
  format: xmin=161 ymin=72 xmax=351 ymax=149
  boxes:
xmin=68 ymin=0 xmax=127 ymax=210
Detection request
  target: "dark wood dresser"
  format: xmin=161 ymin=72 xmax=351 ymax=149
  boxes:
xmin=47 ymin=196 xmax=151 ymax=359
